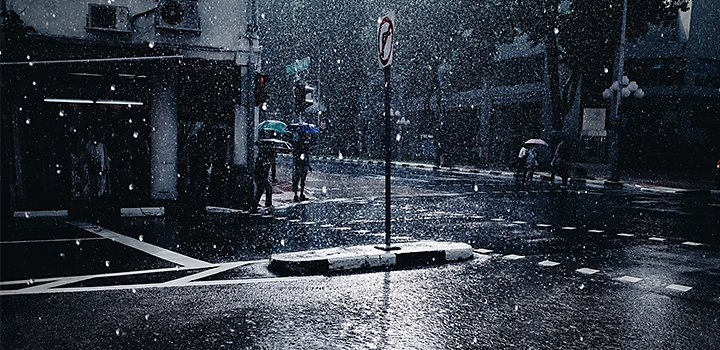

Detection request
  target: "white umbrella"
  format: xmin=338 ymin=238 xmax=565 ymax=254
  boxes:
xmin=523 ymin=138 xmax=548 ymax=146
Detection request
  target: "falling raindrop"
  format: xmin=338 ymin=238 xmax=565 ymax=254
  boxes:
xmin=280 ymin=239 xmax=285 ymax=246
xmin=148 ymin=41 xmax=155 ymax=48
xmin=133 ymin=131 xmax=139 ymax=138
xmin=59 ymin=252 xmax=65 ymax=258
xmin=56 ymin=169 xmax=61 ymax=174
xmin=322 ymin=186 xmax=327 ymax=194
xmin=473 ymin=184 xmax=478 ymax=192
xmin=110 ymin=84 xmax=116 ymax=91
xmin=514 ymin=305 xmax=519 ymax=311
xmin=395 ymin=134 xmax=401 ymax=142
xmin=338 ymin=151 xmax=344 ymax=160
xmin=25 ymin=118 xmax=31 ymax=125
xmin=18 ymin=107 xmax=22 ymax=111
xmin=138 ymin=235 xmax=144 ymax=241
xmin=24 ymin=212 xmax=30 ymax=218
xmin=579 ymin=283 xmax=585 ymax=290
xmin=115 ymin=329 xmax=121 ymax=336
xmin=59 ymin=110 xmax=65 ymax=117
xmin=604 ymin=67 xmax=609 ymax=74
xmin=145 ymin=314 xmax=150 ymax=320
xmin=128 ymin=119 xmax=133 ymax=124
xmin=32 ymin=81 xmax=36 ymax=86
xmin=76 ymin=239 xmax=81 ymax=245
xmin=29 ymin=62 xmax=33 ymax=66
xmin=132 ymin=288 xmax=137 ymax=293
xmin=129 ymin=183 xmax=134 ymax=190
xmin=213 ymin=244 xmax=217 ymax=249
xmin=105 ymin=260 xmax=110 ymax=267
xmin=300 ymin=153 xmax=305 ymax=160
xmin=553 ymin=28 xmax=559 ymax=34
xmin=26 ymin=55 xmax=31 ymax=60
xmin=27 ymin=279 xmax=35 ymax=285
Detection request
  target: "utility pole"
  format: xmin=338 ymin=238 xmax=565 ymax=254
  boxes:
xmin=607 ymin=0 xmax=628 ymax=182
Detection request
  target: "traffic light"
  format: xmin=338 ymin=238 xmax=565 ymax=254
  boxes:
xmin=254 ymin=73 xmax=269 ymax=105
xmin=293 ymin=83 xmax=314 ymax=113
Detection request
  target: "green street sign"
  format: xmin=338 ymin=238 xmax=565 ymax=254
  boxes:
xmin=285 ymin=57 xmax=310 ymax=76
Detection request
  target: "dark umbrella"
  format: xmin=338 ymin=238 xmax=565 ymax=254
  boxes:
xmin=287 ymin=122 xmax=320 ymax=134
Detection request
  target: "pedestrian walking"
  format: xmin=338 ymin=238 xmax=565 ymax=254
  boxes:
xmin=252 ymin=144 xmax=275 ymax=211
xmin=550 ymin=140 xmax=570 ymax=186
xmin=292 ymin=133 xmax=311 ymax=202
xmin=515 ymin=144 xmax=528 ymax=183
xmin=524 ymin=146 xmax=538 ymax=185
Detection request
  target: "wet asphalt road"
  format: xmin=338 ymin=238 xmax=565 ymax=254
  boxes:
xmin=1 ymin=159 xmax=719 ymax=349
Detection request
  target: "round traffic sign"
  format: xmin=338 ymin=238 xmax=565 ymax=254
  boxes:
xmin=377 ymin=15 xmax=394 ymax=67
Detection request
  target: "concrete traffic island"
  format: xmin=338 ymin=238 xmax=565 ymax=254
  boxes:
xmin=268 ymin=241 xmax=474 ymax=276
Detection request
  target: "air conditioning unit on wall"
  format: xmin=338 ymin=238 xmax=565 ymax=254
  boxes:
xmin=155 ymin=0 xmax=201 ymax=33
xmin=86 ymin=4 xmax=131 ymax=32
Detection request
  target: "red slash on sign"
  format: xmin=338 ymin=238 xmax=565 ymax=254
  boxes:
xmin=377 ymin=15 xmax=394 ymax=67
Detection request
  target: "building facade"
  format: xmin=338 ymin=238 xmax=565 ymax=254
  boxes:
xmin=403 ymin=0 xmax=719 ymax=173
xmin=1 ymin=0 xmax=261 ymax=217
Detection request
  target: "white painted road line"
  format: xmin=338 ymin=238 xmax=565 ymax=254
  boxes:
xmin=649 ymin=237 xmax=667 ymax=242
xmin=682 ymin=241 xmax=703 ymax=246
xmin=68 ymin=221 xmax=214 ymax=268
xmin=474 ymin=248 xmax=493 ymax=254
xmin=666 ymin=284 xmax=692 ymax=292
xmin=617 ymin=233 xmax=634 ymax=237
xmin=588 ymin=229 xmax=604 ymax=233
xmin=536 ymin=224 xmax=552 ymax=228
xmin=10 ymin=276 xmax=93 ymax=294
xmin=614 ymin=275 xmax=642 ymax=283
xmin=538 ymin=260 xmax=560 ymax=267
xmin=0 ymin=237 xmax=107 ymax=244
xmin=576 ymin=268 xmax=600 ymax=275
xmin=561 ymin=227 xmax=577 ymax=231
xmin=0 ymin=275 xmax=326 ymax=296
xmin=14 ymin=210 xmax=68 ymax=219
xmin=163 ymin=262 xmax=251 ymax=286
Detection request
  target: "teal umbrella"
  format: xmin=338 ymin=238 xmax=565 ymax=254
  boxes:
xmin=257 ymin=120 xmax=289 ymax=134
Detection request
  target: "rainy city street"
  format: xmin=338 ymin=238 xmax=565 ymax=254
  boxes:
xmin=2 ymin=0 xmax=719 ymax=348
xmin=2 ymin=159 xmax=719 ymax=349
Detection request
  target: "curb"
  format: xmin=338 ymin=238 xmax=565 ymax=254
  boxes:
xmin=268 ymin=241 xmax=473 ymax=276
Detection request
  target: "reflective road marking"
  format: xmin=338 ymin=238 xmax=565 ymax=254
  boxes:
xmin=474 ymin=248 xmax=493 ymax=254
xmin=614 ymin=275 xmax=642 ymax=283
xmin=617 ymin=233 xmax=634 ymax=237
xmin=576 ymin=268 xmax=600 ymax=275
xmin=649 ymin=237 xmax=667 ymax=242
xmin=538 ymin=260 xmax=560 ymax=267
xmin=502 ymin=254 xmax=525 ymax=260
xmin=588 ymin=229 xmax=604 ymax=233
xmin=682 ymin=241 xmax=703 ymax=246
xmin=536 ymin=224 xmax=552 ymax=228
xmin=68 ymin=221 xmax=213 ymax=268
xmin=666 ymin=284 xmax=692 ymax=292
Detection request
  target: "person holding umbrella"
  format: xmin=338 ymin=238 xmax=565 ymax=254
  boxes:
xmin=288 ymin=123 xmax=319 ymax=202
xmin=522 ymin=139 xmax=548 ymax=186
xmin=252 ymin=141 xmax=275 ymax=212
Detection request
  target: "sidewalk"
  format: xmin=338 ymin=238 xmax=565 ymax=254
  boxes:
xmin=307 ymin=154 xmax=717 ymax=195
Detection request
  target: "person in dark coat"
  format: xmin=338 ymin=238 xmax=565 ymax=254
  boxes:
xmin=291 ymin=133 xmax=311 ymax=202
xmin=252 ymin=145 xmax=275 ymax=211
xmin=551 ymin=140 xmax=571 ymax=186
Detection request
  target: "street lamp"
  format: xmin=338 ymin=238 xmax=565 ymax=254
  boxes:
xmin=603 ymin=75 xmax=644 ymax=183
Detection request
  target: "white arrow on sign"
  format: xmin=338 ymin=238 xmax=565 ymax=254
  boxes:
xmin=377 ymin=15 xmax=394 ymax=68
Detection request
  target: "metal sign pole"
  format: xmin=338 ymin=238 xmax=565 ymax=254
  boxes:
xmin=383 ymin=65 xmax=392 ymax=248
xmin=376 ymin=14 xmax=397 ymax=251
